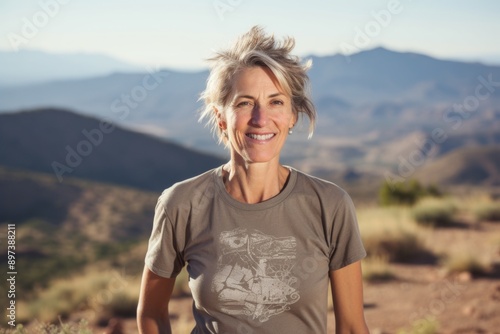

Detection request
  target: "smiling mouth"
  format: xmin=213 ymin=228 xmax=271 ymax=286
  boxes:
xmin=246 ymin=133 xmax=275 ymax=141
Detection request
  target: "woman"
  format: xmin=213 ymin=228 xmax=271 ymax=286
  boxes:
xmin=137 ymin=26 xmax=369 ymax=333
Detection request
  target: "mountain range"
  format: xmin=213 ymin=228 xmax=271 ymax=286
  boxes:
xmin=414 ymin=146 xmax=500 ymax=186
xmin=1 ymin=47 xmax=499 ymax=184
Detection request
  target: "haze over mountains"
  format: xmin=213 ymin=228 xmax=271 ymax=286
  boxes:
xmin=1 ymin=47 xmax=499 ymax=186
xmin=0 ymin=49 xmax=143 ymax=86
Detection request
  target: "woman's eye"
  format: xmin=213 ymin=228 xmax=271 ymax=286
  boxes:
xmin=236 ymin=101 xmax=252 ymax=108
xmin=271 ymin=100 xmax=284 ymax=105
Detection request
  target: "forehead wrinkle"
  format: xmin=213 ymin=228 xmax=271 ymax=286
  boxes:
xmin=233 ymin=92 xmax=284 ymax=100
xmin=228 ymin=65 xmax=287 ymax=102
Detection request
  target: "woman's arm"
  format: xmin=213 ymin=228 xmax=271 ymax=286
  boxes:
xmin=137 ymin=266 xmax=176 ymax=334
xmin=329 ymin=260 xmax=369 ymax=334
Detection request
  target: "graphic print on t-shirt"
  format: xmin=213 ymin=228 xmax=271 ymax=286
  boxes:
xmin=212 ymin=227 xmax=300 ymax=322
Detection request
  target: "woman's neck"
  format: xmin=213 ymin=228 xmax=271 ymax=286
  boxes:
xmin=222 ymin=159 xmax=290 ymax=204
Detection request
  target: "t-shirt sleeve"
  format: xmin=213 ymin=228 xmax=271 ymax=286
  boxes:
xmin=329 ymin=192 xmax=366 ymax=271
xmin=144 ymin=194 xmax=185 ymax=278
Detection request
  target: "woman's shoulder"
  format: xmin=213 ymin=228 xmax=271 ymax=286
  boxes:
xmin=291 ymin=167 xmax=350 ymax=200
xmin=157 ymin=166 xmax=220 ymax=207
xmin=290 ymin=168 xmax=358 ymax=217
xmin=292 ymin=167 xmax=347 ymax=192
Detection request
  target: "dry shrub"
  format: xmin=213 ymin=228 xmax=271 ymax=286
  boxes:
xmin=363 ymin=230 xmax=426 ymax=262
xmin=473 ymin=201 xmax=500 ymax=222
xmin=358 ymin=206 xmax=432 ymax=263
xmin=101 ymin=289 xmax=140 ymax=318
xmin=25 ymin=269 xmax=140 ymax=324
xmin=362 ymin=256 xmax=394 ymax=282
xmin=398 ymin=316 xmax=439 ymax=334
xmin=411 ymin=198 xmax=457 ymax=227
xmin=0 ymin=319 xmax=92 ymax=334
xmin=441 ymin=252 xmax=490 ymax=276
xmin=28 ymin=281 xmax=91 ymax=322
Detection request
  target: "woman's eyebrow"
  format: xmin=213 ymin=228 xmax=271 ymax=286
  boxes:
xmin=234 ymin=94 xmax=254 ymax=100
xmin=234 ymin=92 xmax=284 ymax=99
xmin=268 ymin=93 xmax=284 ymax=98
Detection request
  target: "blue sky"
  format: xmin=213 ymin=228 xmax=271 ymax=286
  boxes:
xmin=1 ymin=0 xmax=499 ymax=70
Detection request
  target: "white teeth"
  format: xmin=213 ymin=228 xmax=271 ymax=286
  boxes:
xmin=247 ymin=133 xmax=274 ymax=140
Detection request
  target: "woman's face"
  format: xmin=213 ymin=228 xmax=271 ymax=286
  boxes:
xmin=218 ymin=66 xmax=296 ymax=165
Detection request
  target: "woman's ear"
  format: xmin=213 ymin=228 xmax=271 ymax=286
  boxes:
xmin=214 ymin=106 xmax=227 ymax=130
xmin=290 ymin=110 xmax=298 ymax=128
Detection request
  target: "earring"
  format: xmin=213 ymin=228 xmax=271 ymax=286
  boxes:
xmin=288 ymin=129 xmax=293 ymax=134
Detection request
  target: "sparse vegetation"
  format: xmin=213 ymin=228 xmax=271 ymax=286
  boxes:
xmin=364 ymin=229 xmax=429 ymax=263
xmin=379 ymin=179 xmax=441 ymax=206
xmin=362 ymin=256 xmax=395 ymax=282
xmin=102 ymin=291 xmax=138 ymax=318
xmin=0 ymin=319 xmax=92 ymax=334
xmin=0 ymin=169 xmax=157 ymax=299
xmin=411 ymin=198 xmax=457 ymax=227
xmin=357 ymin=206 xmax=432 ymax=263
xmin=20 ymin=269 xmax=141 ymax=325
xmin=473 ymin=201 xmax=500 ymax=222
xmin=398 ymin=317 xmax=439 ymax=334
xmin=441 ymin=252 xmax=490 ymax=276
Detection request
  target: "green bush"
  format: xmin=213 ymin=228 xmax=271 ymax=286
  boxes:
xmin=379 ymin=179 xmax=441 ymax=206
xmin=412 ymin=199 xmax=457 ymax=227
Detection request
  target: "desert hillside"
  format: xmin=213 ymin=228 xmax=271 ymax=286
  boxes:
xmin=0 ymin=109 xmax=224 ymax=191
xmin=0 ymin=167 xmax=157 ymax=298
xmin=414 ymin=146 xmax=500 ymax=186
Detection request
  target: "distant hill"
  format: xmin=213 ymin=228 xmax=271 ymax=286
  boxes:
xmin=414 ymin=146 xmax=500 ymax=186
xmin=0 ymin=49 xmax=143 ymax=86
xmin=308 ymin=47 xmax=495 ymax=104
xmin=3 ymin=47 xmax=499 ymax=110
xmin=0 ymin=48 xmax=499 ymax=178
xmin=0 ymin=109 xmax=225 ymax=191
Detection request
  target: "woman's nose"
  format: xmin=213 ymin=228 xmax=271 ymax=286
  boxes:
xmin=250 ymin=105 xmax=268 ymax=127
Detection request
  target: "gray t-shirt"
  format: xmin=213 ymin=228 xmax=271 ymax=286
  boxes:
xmin=145 ymin=166 xmax=366 ymax=334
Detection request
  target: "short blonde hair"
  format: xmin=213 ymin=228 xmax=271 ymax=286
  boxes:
xmin=199 ymin=26 xmax=316 ymax=144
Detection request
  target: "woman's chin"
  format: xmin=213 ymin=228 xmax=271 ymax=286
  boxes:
xmin=233 ymin=150 xmax=280 ymax=165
